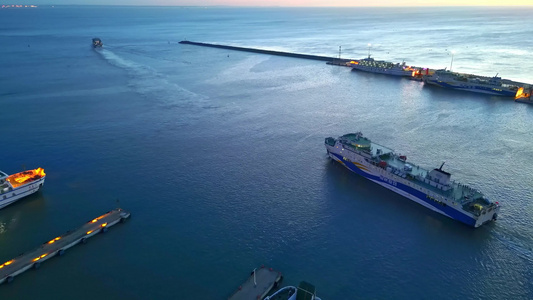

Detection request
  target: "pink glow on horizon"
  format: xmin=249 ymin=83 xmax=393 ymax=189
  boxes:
xmin=151 ymin=0 xmax=533 ymax=6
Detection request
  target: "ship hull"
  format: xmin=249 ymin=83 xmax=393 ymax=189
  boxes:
xmin=352 ymin=65 xmax=412 ymax=77
xmin=425 ymin=79 xmax=517 ymax=97
xmin=0 ymin=177 xmax=45 ymax=209
xmin=326 ymin=147 xmax=496 ymax=227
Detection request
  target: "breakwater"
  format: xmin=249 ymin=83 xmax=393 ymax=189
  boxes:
xmin=179 ymin=40 xmax=346 ymax=62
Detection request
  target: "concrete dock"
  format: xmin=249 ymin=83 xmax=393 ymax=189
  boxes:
xmin=0 ymin=208 xmax=130 ymax=285
xmin=228 ymin=266 xmax=282 ymax=300
xmin=179 ymin=40 xmax=342 ymax=62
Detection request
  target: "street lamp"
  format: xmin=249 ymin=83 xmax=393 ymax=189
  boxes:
xmin=450 ymin=51 xmax=455 ymax=71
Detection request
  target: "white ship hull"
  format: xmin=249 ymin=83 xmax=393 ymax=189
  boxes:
xmin=0 ymin=170 xmax=45 ymax=209
xmin=352 ymin=65 xmax=412 ymax=77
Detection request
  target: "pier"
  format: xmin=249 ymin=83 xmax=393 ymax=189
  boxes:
xmin=0 ymin=208 xmax=131 ymax=285
xmin=179 ymin=40 xmax=344 ymax=62
xmin=180 ymin=40 xmax=532 ymax=102
xmin=228 ymin=266 xmax=282 ymax=300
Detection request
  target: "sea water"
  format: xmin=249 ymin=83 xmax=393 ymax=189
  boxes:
xmin=0 ymin=6 xmax=532 ymax=299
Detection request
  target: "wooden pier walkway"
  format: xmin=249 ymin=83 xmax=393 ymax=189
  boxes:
xmin=0 ymin=208 xmax=130 ymax=285
xmin=228 ymin=266 xmax=282 ymax=300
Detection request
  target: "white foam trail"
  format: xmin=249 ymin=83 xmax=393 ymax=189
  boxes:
xmin=96 ymin=48 xmax=209 ymax=107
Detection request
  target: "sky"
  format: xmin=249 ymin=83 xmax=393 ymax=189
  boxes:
xmin=4 ymin=0 xmax=533 ymax=6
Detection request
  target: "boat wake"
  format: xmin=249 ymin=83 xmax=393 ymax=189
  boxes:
xmin=95 ymin=48 xmax=210 ymax=109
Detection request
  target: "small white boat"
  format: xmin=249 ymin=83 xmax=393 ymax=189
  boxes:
xmin=265 ymin=281 xmax=322 ymax=300
xmin=0 ymin=168 xmax=46 ymax=209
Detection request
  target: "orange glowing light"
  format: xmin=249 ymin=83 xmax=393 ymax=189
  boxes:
xmin=40 ymin=254 xmax=47 ymax=259
xmin=33 ymin=257 xmax=41 ymax=262
xmin=6 ymin=168 xmax=46 ymax=188
xmin=87 ymin=230 xmax=93 ymax=235
xmin=101 ymin=223 xmax=107 ymax=227
xmin=515 ymin=87 xmax=531 ymax=99
xmin=48 ymin=237 xmax=60 ymax=244
xmin=91 ymin=219 xmax=98 ymax=223
xmin=4 ymin=260 xmax=14 ymax=266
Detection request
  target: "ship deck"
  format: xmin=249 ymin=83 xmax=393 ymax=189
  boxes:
xmin=379 ymin=152 xmax=484 ymax=204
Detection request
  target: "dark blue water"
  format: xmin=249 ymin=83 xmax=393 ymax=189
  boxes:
xmin=1 ymin=6 xmax=532 ymax=299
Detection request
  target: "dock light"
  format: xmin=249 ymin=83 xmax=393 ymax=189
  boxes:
xmin=91 ymin=219 xmax=98 ymax=223
xmin=86 ymin=230 xmax=93 ymax=235
xmin=101 ymin=223 xmax=107 ymax=228
xmin=33 ymin=257 xmax=41 ymax=262
xmin=48 ymin=237 xmax=61 ymax=244
xmin=3 ymin=260 xmax=14 ymax=266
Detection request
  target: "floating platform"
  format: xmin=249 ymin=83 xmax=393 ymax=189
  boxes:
xmin=228 ymin=266 xmax=282 ymax=300
xmin=0 ymin=208 xmax=130 ymax=285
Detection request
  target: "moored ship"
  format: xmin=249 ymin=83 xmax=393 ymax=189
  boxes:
xmin=0 ymin=168 xmax=46 ymax=209
xmin=325 ymin=133 xmax=499 ymax=227
xmin=423 ymin=69 xmax=520 ymax=97
xmin=349 ymin=56 xmax=417 ymax=77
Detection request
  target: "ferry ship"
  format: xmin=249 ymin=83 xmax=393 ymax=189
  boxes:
xmin=423 ymin=69 xmax=520 ymax=97
xmin=0 ymin=168 xmax=46 ymax=209
xmin=325 ymin=133 xmax=499 ymax=227
xmin=349 ymin=56 xmax=416 ymax=77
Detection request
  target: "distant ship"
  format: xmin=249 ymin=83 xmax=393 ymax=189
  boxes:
xmin=423 ymin=69 xmax=520 ymax=97
xmin=349 ymin=56 xmax=416 ymax=77
xmin=325 ymin=133 xmax=500 ymax=227
xmin=0 ymin=168 xmax=46 ymax=209
xmin=92 ymin=37 xmax=103 ymax=48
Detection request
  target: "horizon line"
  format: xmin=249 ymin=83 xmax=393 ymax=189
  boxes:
xmin=18 ymin=4 xmax=533 ymax=7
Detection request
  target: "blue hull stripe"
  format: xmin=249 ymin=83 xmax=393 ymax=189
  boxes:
xmin=330 ymin=152 xmax=476 ymax=226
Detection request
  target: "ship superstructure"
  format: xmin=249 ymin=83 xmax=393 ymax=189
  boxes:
xmin=423 ymin=69 xmax=520 ymax=96
xmin=349 ymin=56 xmax=416 ymax=77
xmin=0 ymin=168 xmax=46 ymax=209
xmin=325 ymin=133 xmax=499 ymax=227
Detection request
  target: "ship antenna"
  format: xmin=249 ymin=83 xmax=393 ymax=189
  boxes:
xmin=439 ymin=162 xmax=445 ymax=170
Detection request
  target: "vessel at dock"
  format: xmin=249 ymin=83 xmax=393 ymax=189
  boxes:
xmin=265 ymin=281 xmax=322 ymax=300
xmin=0 ymin=168 xmax=46 ymax=209
xmin=423 ymin=69 xmax=520 ymax=97
xmin=349 ymin=56 xmax=417 ymax=77
xmin=325 ymin=133 xmax=500 ymax=227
